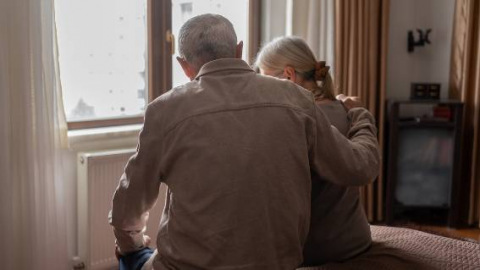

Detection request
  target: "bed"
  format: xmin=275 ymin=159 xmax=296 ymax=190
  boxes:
xmin=298 ymin=225 xmax=480 ymax=270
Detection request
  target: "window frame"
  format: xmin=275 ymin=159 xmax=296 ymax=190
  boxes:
xmin=66 ymin=0 xmax=261 ymax=130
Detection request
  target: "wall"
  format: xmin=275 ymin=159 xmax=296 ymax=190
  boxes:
xmin=386 ymin=0 xmax=455 ymax=100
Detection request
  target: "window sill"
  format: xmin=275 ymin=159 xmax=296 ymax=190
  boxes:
xmin=68 ymin=124 xmax=142 ymax=152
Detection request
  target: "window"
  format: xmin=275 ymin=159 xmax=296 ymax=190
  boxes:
xmin=55 ymin=0 xmax=260 ymax=130
xmin=55 ymin=0 xmax=148 ymax=129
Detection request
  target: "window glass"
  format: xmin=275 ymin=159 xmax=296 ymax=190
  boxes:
xmin=55 ymin=0 xmax=148 ymax=121
xmin=172 ymin=0 xmax=250 ymax=87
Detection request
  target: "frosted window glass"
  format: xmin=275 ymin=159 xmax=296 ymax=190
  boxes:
xmin=55 ymin=0 xmax=148 ymax=121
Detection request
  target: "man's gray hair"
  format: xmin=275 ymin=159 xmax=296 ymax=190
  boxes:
xmin=178 ymin=14 xmax=237 ymax=71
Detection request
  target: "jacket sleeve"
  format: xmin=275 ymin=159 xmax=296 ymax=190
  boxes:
xmin=309 ymin=105 xmax=380 ymax=187
xmin=108 ymin=104 xmax=163 ymax=254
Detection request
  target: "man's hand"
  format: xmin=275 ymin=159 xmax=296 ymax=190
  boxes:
xmin=114 ymin=235 xmax=151 ymax=261
xmin=336 ymin=94 xmax=364 ymax=111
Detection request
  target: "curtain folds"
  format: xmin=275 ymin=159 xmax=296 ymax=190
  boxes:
xmin=290 ymin=0 xmax=335 ymax=71
xmin=450 ymin=0 xmax=480 ymax=227
xmin=0 ymin=0 xmax=69 ymax=269
xmin=334 ymin=0 xmax=390 ymax=222
xmin=261 ymin=0 xmax=335 ymax=69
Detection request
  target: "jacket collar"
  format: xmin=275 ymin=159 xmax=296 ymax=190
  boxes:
xmin=194 ymin=58 xmax=255 ymax=80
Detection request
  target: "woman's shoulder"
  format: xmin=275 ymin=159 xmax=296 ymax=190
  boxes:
xmin=317 ymin=100 xmax=350 ymax=135
xmin=316 ymin=99 xmax=347 ymax=116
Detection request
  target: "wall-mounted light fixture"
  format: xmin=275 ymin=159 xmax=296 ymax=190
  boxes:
xmin=408 ymin=29 xmax=432 ymax=53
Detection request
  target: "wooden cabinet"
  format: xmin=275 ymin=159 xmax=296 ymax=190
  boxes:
xmin=385 ymin=100 xmax=466 ymax=227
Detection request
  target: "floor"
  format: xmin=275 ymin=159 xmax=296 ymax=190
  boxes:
xmin=419 ymin=225 xmax=480 ymax=241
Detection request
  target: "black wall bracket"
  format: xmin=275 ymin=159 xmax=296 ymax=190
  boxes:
xmin=408 ymin=29 xmax=432 ymax=53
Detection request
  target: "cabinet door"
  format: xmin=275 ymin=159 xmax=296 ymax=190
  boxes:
xmin=395 ymin=127 xmax=454 ymax=207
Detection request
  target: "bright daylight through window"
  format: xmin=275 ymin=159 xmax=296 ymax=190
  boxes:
xmin=55 ymin=0 xmax=148 ymax=122
xmin=55 ymin=0 xmax=249 ymax=125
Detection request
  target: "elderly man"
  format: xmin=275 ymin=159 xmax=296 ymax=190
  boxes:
xmin=109 ymin=14 xmax=379 ymax=270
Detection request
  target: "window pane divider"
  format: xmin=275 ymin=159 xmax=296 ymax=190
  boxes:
xmin=67 ymin=116 xmax=144 ymax=130
xmin=149 ymin=0 xmax=172 ymax=100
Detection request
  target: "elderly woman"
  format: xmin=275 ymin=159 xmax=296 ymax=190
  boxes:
xmin=255 ymin=36 xmax=372 ymax=266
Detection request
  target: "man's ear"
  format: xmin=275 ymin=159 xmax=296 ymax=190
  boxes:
xmin=176 ymin=56 xmax=196 ymax=80
xmin=283 ymin=66 xmax=296 ymax=82
xmin=235 ymin=41 xmax=243 ymax=59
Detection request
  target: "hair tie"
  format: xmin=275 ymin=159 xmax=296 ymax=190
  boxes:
xmin=314 ymin=61 xmax=330 ymax=82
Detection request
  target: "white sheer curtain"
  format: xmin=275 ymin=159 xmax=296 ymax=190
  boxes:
xmin=289 ymin=0 xmax=335 ymax=71
xmin=0 ymin=0 xmax=69 ymax=269
xmin=261 ymin=0 xmax=335 ymax=69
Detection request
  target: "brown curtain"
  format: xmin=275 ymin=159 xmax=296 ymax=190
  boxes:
xmin=334 ymin=0 xmax=390 ymax=222
xmin=450 ymin=0 xmax=480 ymax=227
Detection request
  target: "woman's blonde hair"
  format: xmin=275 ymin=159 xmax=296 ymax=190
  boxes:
xmin=255 ymin=36 xmax=335 ymax=100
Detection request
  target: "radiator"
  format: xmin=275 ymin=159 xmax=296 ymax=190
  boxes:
xmin=77 ymin=149 xmax=166 ymax=270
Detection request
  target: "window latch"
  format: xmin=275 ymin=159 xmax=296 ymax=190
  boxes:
xmin=166 ymin=30 xmax=175 ymax=55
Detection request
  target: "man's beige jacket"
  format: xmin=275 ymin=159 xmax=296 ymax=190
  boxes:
xmin=110 ymin=58 xmax=380 ymax=270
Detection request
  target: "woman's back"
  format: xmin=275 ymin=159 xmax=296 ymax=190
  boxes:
xmin=254 ymin=36 xmax=372 ymax=265
xmin=303 ymin=100 xmax=372 ymax=266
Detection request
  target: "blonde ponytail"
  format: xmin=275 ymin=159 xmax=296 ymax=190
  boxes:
xmin=255 ymin=36 xmax=335 ymax=101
